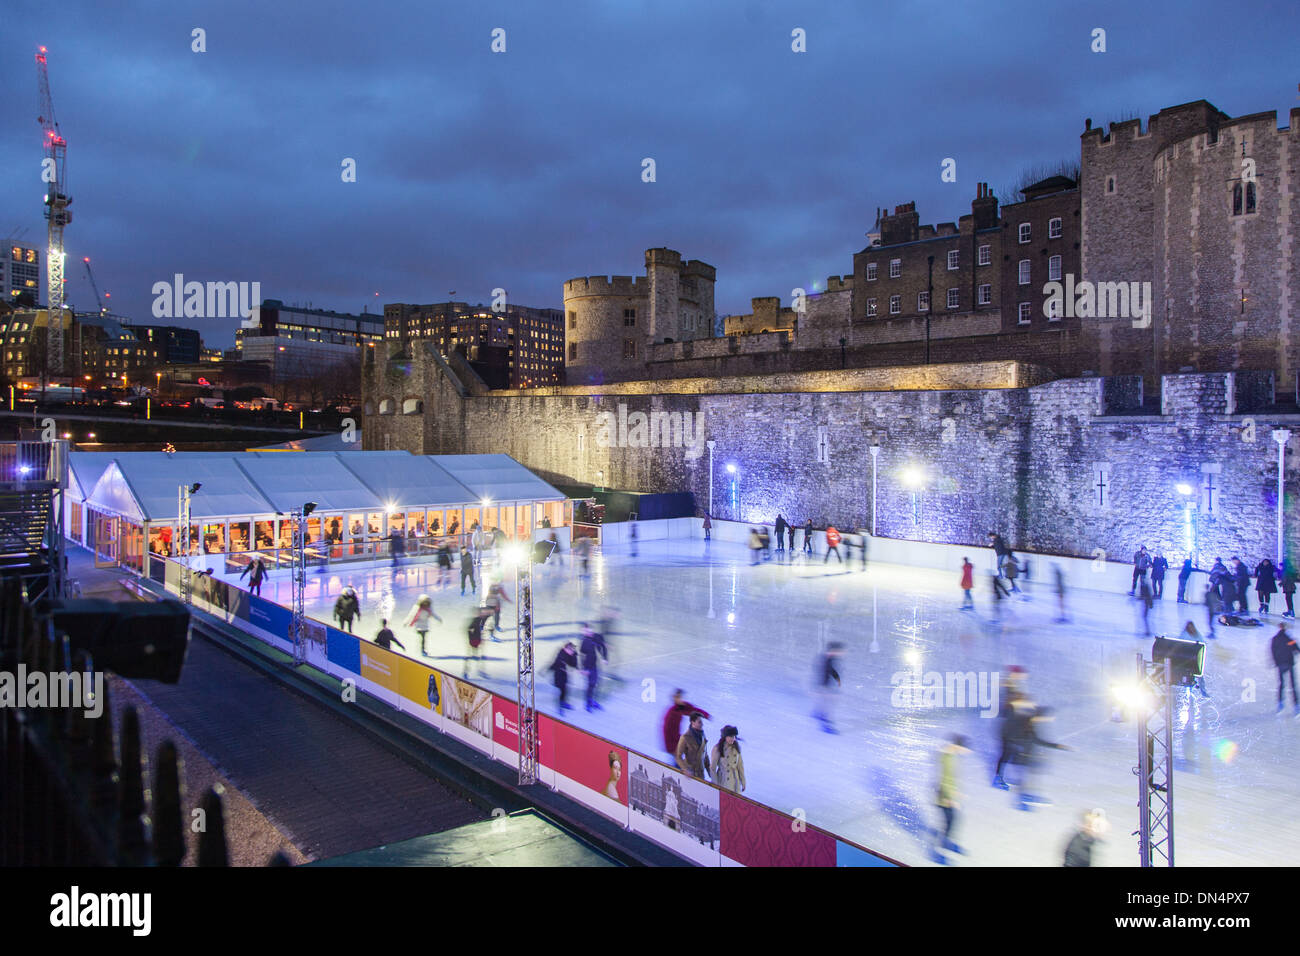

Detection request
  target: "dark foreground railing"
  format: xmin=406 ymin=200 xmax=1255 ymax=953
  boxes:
xmin=0 ymin=573 xmax=288 ymax=866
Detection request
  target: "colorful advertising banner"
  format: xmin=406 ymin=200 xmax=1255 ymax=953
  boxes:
xmin=626 ymin=751 xmax=721 ymax=866
xmin=398 ymin=656 xmax=442 ymax=720
xmin=719 ymin=792 xmax=836 ymax=867
xmin=440 ymin=674 xmax=493 ymax=752
xmin=544 ymin=718 xmax=629 ymax=826
xmin=249 ymin=595 xmax=292 ymax=641
xmin=359 ymin=642 xmax=401 ymax=699
xmin=491 ymin=697 xmax=554 ymax=786
xmin=325 ymin=626 xmax=361 ymax=675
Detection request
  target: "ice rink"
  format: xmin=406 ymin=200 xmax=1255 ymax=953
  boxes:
xmin=219 ymin=535 xmax=1299 ymax=867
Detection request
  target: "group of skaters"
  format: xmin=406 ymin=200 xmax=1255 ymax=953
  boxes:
xmin=547 ymin=610 xmax=622 ymax=713
xmin=929 ymin=666 xmax=1104 ymax=866
xmin=658 ymin=690 xmax=747 ymax=794
xmin=743 ymin=515 xmax=870 ymax=568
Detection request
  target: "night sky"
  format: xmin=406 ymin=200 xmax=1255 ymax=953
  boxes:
xmin=2 ymin=0 xmax=1296 ymax=348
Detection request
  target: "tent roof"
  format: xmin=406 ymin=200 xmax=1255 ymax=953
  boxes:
xmin=70 ymin=450 xmax=565 ymax=522
xmin=428 ymin=454 xmax=565 ymax=503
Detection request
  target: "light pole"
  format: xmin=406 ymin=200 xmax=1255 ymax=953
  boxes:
xmin=1176 ymin=482 xmax=1197 ymax=567
xmin=706 ymin=440 xmax=716 ymax=523
xmin=726 ymin=463 xmax=740 ymax=522
xmin=512 ymin=542 xmax=537 ymax=785
xmin=901 ymin=466 xmax=925 ymax=539
xmin=869 ymin=445 xmax=880 ymax=536
xmin=1273 ymin=429 xmax=1291 ymax=564
xmin=290 ymin=501 xmax=317 ymax=665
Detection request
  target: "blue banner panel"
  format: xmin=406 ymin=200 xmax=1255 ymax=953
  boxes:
xmin=248 ymin=595 xmax=291 ymax=639
xmin=326 ymin=626 xmax=361 ymax=675
xmin=836 ymin=841 xmax=898 ymax=867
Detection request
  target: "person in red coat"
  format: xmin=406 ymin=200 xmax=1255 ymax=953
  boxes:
xmin=960 ymin=558 xmax=975 ymax=610
xmin=662 ymin=689 xmax=711 ymax=756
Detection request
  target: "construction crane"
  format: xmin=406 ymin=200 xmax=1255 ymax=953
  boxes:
xmin=36 ymin=46 xmax=71 ymax=374
xmin=82 ymin=257 xmax=105 ymax=314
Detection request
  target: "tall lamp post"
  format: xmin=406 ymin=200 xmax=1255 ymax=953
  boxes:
xmin=512 ymin=542 xmax=537 ymax=785
xmin=1175 ymin=483 xmax=1197 ymax=567
xmin=706 ymin=440 xmax=716 ymax=523
xmin=902 ymin=466 xmax=925 ymax=539
xmin=290 ymin=501 xmax=317 ymax=665
xmin=1273 ymin=429 xmax=1291 ymax=564
xmin=726 ymin=463 xmax=740 ymax=522
xmin=869 ymin=445 xmax=880 ymax=536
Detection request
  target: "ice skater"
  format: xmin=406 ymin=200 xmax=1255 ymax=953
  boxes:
xmin=812 ymin=642 xmax=845 ymax=733
xmin=787 ymin=522 xmax=796 ymax=553
xmin=703 ymin=512 xmax=712 ymax=541
xmin=549 ymin=641 xmax=578 ymax=711
xmin=1052 ymin=564 xmax=1069 ymax=623
xmin=1205 ymin=582 xmax=1221 ymax=639
xmin=662 ymin=689 xmax=711 ymax=757
xmin=710 ymin=726 xmax=746 ymax=794
xmin=373 ymin=619 xmax=405 ymax=652
xmin=1129 ymin=545 xmax=1151 ymax=595
xmin=389 ymin=528 xmax=406 ymax=568
xmin=238 ymin=556 xmax=267 ymax=597
xmin=598 ymin=607 xmax=624 ymax=685
xmin=629 ymin=519 xmax=638 ymax=558
xmin=1176 ymin=558 xmax=1195 ymax=603
xmin=748 ymin=528 xmax=762 ymax=565
xmin=1255 ymin=557 xmax=1277 ymax=615
xmin=465 ymin=607 xmax=491 ymax=677
xmin=959 ymin=558 xmax=975 ymax=610
xmin=1136 ymin=578 xmax=1154 ymax=637
xmin=674 ymin=713 xmax=710 ymax=779
xmin=931 ymin=734 xmax=971 ymax=865
xmin=333 ymin=585 xmax=361 ymax=634
xmin=1282 ymin=558 xmax=1298 ymax=618
xmin=1063 ymin=809 xmax=1110 ymax=867
xmin=823 ymin=525 xmax=843 ymax=564
xmin=774 ymin=514 xmax=788 ymax=555
xmin=1232 ymin=557 xmax=1252 ymax=613
xmin=1003 ymin=553 xmax=1022 ymax=594
xmin=405 ymin=594 xmax=442 ymax=657
xmin=1007 ymin=704 xmax=1070 ymax=811
xmin=459 ymin=545 xmax=477 ymax=595
xmin=856 ymin=528 xmax=869 ymax=570
xmin=803 ymin=519 xmax=814 ymax=554
xmin=484 ymin=578 xmax=511 ymax=638
xmin=1151 ymin=551 xmax=1168 ymax=599
xmin=579 ymin=623 xmax=608 ymax=712
xmin=992 ymin=667 xmax=1027 ymax=789
xmin=1271 ymin=624 xmax=1299 ymax=716
xmin=988 ymin=531 xmax=1010 ymax=577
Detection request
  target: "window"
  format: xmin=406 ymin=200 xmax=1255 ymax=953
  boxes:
xmin=622 ymin=339 xmax=637 ymax=359
xmin=917 ymin=291 xmax=929 ymax=312
xmin=816 ymin=425 xmax=829 ymax=463
xmin=867 ymin=297 xmax=877 ymax=317
xmin=978 ymin=244 xmax=991 ymax=266
xmin=946 ymin=250 xmax=959 ymax=270
xmin=977 ymin=283 xmax=992 ymax=305
xmin=889 ymin=259 xmax=901 ymax=279
xmin=378 ymin=398 xmax=395 ymax=414
xmin=568 ymin=311 xmax=577 ymax=329
xmin=1018 ymin=302 xmax=1032 ymax=324
xmin=1047 ymin=297 xmax=1062 ymax=321
xmin=1049 ymin=217 xmax=1062 ymax=239
xmin=889 ymin=295 xmax=901 ymax=315
xmin=568 ymin=342 xmax=578 ymax=361
xmin=946 ymin=288 xmax=960 ymax=310
xmin=1018 ymin=223 xmax=1031 ymax=244
xmin=1048 ymin=255 xmax=1062 ymax=281
xmin=1018 ymin=260 xmax=1031 ymax=285
xmin=402 ymin=398 xmax=422 ymax=414
xmin=1106 ymin=176 xmax=1116 ymax=194
xmin=1246 ymin=182 xmax=1256 ymax=214
xmin=624 ymin=308 xmax=636 ymax=326
xmin=867 ymin=262 xmax=877 ymax=281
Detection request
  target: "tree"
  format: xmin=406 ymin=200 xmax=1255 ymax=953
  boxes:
xmin=996 ymin=158 xmax=1083 ymax=207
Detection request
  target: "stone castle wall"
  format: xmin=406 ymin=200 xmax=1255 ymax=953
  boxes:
xmin=364 ymin=344 xmax=1300 ymax=563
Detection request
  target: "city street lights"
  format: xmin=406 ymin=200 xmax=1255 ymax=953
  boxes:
xmin=869 ymin=445 xmax=880 ymax=536
xmin=1176 ymin=482 xmax=1197 ymax=565
xmin=1273 ymin=429 xmax=1291 ymax=564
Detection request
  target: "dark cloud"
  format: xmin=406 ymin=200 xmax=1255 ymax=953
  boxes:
xmin=1 ymin=0 xmax=1294 ymax=346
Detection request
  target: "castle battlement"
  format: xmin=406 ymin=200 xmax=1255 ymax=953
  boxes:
xmin=563 ymin=275 xmax=646 ymax=297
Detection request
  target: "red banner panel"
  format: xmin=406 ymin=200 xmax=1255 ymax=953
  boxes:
xmin=720 ymin=792 xmax=836 ymax=867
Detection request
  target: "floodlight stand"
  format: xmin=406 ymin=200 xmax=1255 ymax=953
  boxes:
xmin=515 ymin=552 xmax=537 ymax=785
xmin=290 ymin=507 xmax=307 ymax=665
xmin=178 ymin=484 xmax=193 ymax=605
xmin=1136 ymin=654 xmax=1175 ymax=867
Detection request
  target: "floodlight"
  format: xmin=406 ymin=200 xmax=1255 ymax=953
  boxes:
xmin=1175 ymin=483 xmax=1193 ymax=496
xmin=303 ymin=501 xmax=317 ymax=516
xmin=1152 ymin=635 xmax=1206 ymax=685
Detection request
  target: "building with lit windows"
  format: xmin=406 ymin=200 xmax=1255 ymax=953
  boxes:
xmin=384 ymin=301 xmax=565 ymax=388
xmin=2 ymin=245 xmax=41 ymax=305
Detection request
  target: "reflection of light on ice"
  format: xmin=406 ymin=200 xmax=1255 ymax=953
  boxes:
xmin=1213 ymin=739 xmax=1239 ymax=763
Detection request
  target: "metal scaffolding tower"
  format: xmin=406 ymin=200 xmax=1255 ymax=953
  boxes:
xmin=36 ymin=47 xmax=71 ymax=374
xmin=177 ymin=484 xmax=194 ymax=605
xmin=1136 ymin=654 xmax=1175 ymax=867
xmin=289 ymin=508 xmax=307 ymax=664
xmin=515 ymin=556 xmax=537 ymax=785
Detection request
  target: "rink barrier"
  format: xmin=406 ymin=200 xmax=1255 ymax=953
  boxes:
xmin=159 ymin=556 xmax=899 ymax=868
xmin=641 ymin=516 xmax=1201 ymax=601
